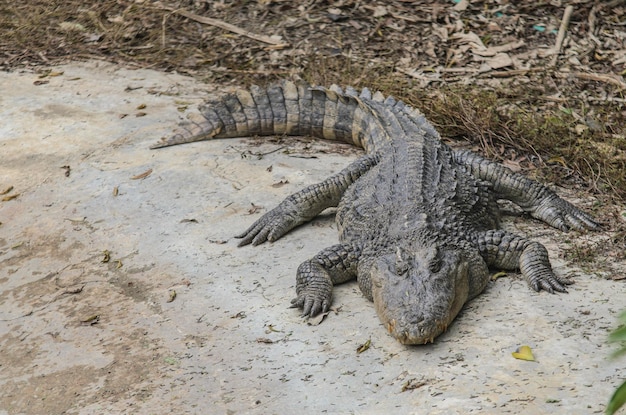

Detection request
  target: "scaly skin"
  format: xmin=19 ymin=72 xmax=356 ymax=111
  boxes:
xmin=152 ymin=81 xmax=600 ymax=344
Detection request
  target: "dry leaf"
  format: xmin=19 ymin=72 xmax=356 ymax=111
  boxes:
xmin=485 ymin=52 xmax=513 ymax=70
xmin=307 ymin=309 xmax=331 ymax=326
xmin=102 ymin=250 xmax=111 ymax=263
xmin=247 ymin=203 xmax=262 ymax=215
xmin=356 ymin=338 xmax=371 ymax=354
xmin=167 ymin=290 xmax=177 ymax=303
xmin=452 ymin=0 xmax=469 ymax=11
xmin=0 ymin=186 xmax=13 ymax=195
xmin=271 ymin=180 xmax=289 ymax=188
xmin=130 ymin=168 xmax=152 ymax=180
xmin=80 ymin=315 xmax=100 ymax=326
xmin=1 ymin=194 xmax=19 ymax=201
xmin=372 ymin=5 xmax=388 ymax=17
xmin=402 ymin=379 xmax=427 ymax=392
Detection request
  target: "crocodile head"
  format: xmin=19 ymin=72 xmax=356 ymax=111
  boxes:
xmin=370 ymin=244 xmax=471 ymax=345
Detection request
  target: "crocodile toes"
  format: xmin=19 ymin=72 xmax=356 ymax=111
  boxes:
xmin=290 ymin=295 xmax=329 ymax=318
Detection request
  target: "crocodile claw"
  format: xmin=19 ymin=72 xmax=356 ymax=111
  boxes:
xmin=291 ymin=294 xmax=331 ymax=318
xmin=533 ymin=194 xmax=601 ymax=232
xmin=235 ymin=205 xmax=301 ymax=246
xmin=529 ymin=271 xmax=573 ymax=294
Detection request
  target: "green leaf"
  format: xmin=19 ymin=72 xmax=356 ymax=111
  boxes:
xmin=609 ymin=326 xmax=626 ymax=343
xmin=606 ymin=380 xmax=626 ymax=415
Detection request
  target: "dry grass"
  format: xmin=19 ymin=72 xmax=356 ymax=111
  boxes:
xmin=2 ymin=0 xmax=625 ymax=206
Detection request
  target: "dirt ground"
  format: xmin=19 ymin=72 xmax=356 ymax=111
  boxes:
xmin=1 ymin=1 xmax=626 ymax=414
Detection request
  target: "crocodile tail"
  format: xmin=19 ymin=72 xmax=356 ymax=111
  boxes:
xmin=150 ymin=81 xmax=384 ymax=152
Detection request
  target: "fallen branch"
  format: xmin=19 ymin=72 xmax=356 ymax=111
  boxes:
xmin=574 ymin=72 xmax=626 ymax=90
xmin=550 ymin=5 xmax=573 ymax=66
xmin=487 ymin=68 xmax=543 ymax=78
xmin=165 ymin=7 xmax=289 ymax=48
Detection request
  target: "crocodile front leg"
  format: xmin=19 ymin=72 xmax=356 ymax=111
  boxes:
xmin=236 ymin=153 xmax=379 ymax=246
xmin=453 ymin=150 xmax=600 ymax=232
xmin=477 ymin=229 xmax=572 ymax=293
xmin=291 ymin=243 xmax=362 ymax=317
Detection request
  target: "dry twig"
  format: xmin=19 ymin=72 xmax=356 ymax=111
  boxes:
xmin=574 ymin=72 xmax=626 ymax=90
xmin=164 ymin=7 xmax=289 ymax=48
xmin=550 ymin=5 xmax=574 ymax=66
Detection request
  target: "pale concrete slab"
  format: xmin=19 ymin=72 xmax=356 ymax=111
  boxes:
xmin=0 ymin=61 xmax=624 ymax=415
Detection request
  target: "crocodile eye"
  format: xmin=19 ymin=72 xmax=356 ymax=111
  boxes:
xmin=428 ymin=257 xmax=442 ymax=273
xmin=428 ymin=247 xmax=442 ymax=272
xmin=395 ymin=260 xmax=410 ymax=275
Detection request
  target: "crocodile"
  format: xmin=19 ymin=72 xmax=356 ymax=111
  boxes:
xmin=152 ymin=81 xmax=600 ymax=344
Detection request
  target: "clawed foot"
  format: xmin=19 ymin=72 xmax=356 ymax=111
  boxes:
xmin=533 ymin=194 xmax=601 ymax=232
xmin=290 ymin=291 xmax=332 ymax=318
xmin=235 ymin=201 xmax=303 ymax=246
xmin=290 ymin=259 xmax=334 ymax=318
xmin=520 ymin=240 xmax=574 ymax=294
xmin=528 ymin=270 xmax=573 ymax=293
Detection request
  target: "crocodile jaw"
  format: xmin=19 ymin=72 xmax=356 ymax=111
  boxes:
xmin=370 ymin=247 xmax=470 ymax=345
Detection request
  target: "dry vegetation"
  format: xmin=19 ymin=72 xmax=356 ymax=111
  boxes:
xmin=2 ymin=0 xmax=625 ymax=257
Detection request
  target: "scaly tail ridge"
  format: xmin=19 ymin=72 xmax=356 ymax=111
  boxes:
xmin=150 ymin=81 xmax=388 ymax=152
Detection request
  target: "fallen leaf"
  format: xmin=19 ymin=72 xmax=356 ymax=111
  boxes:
xmin=231 ymin=311 xmax=246 ymax=319
xmin=372 ymin=5 xmax=388 ymax=17
xmin=80 ymin=315 xmax=100 ymax=326
xmin=547 ymin=156 xmax=568 ymax=168
xmin=485 ymin=52 xmax=513 ymax=70
xmin=59 ymin=21 xmax=86 ymax=32
xmin=167 ymin=290 xmax=176 ymax=303
xmin=130 ymin=168 xmax=152 ymax=180
xmin=247 ymin=203 xmax=262 ymax=215
xmin=256 ymin=337 xmax=274 ymax=344
xmin=1 ymin=193 xmax=19 ymax=201
xmin=356 ymin=338 xmax=371 ymax=354
xmin=307 ymin=309 xmax=331 ymax=326
xmin=402 ymin=378 xmax=427 ymax=392
xmin=65 ymin=217 xmax=86 ymax=223
xmin=102 ymin=250 xmax=111 ymax=263
xmin=512 ymin=345 xmax=535 ymax=361
xmin=491 ymin=271 xmax=508 ymax=281
xmin=452 ymin=0 xmax=469 ymax=11
xmin=0 ymin=186 xmax=13 ymax=195
xmin=265 ymin=324 xmax=282 ymax=333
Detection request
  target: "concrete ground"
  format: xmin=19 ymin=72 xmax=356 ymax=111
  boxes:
xmin=0 ymin=61 xmax=624 ymax=415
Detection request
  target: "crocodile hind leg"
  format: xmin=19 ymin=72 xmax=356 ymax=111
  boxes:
xmin=236 ymin=153 xmax=379 ymax=246
xmin=291 ymin=243 xmax=362 ymax=317
xmin=477 ymin=229 xmax=572 ymax=293
xmin=453 ymin=150 xmax=600 ymax=232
